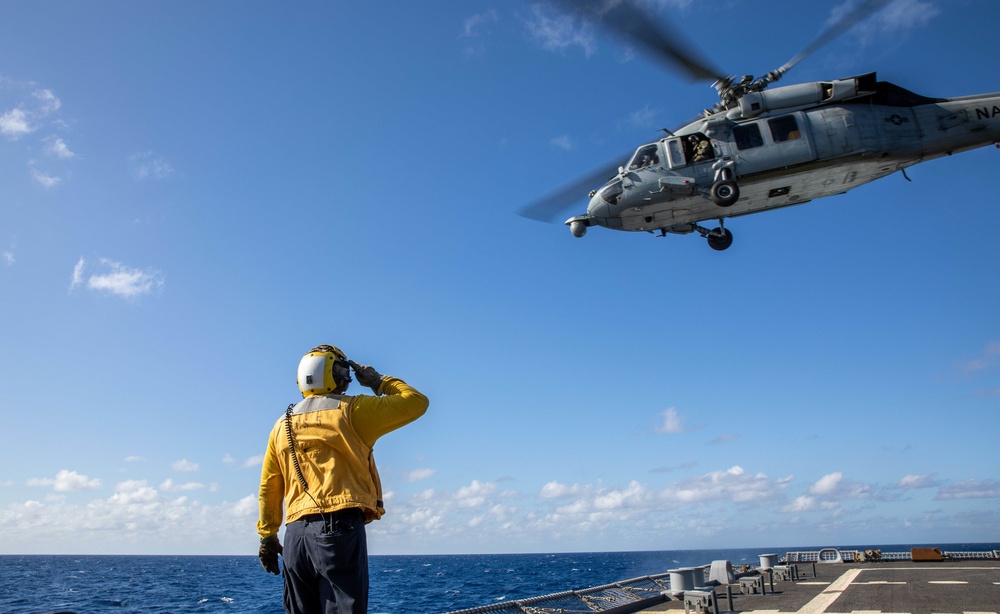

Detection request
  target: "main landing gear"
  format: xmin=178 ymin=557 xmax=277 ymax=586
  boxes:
xmin=710 ymin=179 xmax=739 ymax=207
xmin=703 ymin=176 xmax=737 ymax=250
xmin=695 ymin=220 xmax=733 ymax=251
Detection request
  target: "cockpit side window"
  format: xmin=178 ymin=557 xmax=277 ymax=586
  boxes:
xmin=768 ymin=116 xmax=801 ymax=142
xmin=628 ymin=144 xmax=660 ymax=170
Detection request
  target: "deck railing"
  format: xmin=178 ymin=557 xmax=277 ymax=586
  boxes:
xmin=444 ymin=572 xmax=672 ymax=614
xmin=783 ymin=549 xmax=999 ymax=563
xmin=445 ymin=548 xmax=999 ymax=613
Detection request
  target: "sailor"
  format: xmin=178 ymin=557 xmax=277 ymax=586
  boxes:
xmin=690 ymin=135 xmax=713 ymax=163
xmin=257 ymin=344 xmax=429 ymax=614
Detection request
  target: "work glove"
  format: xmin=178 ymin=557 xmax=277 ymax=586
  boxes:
xmin=349 ymin=361 xmax=384 ymax=395
xmin=259 ymin=535 xmax=282 ymax=575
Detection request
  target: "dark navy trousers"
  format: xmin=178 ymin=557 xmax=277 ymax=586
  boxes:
xmin=282 ymin=508 xmax=368 ymax=614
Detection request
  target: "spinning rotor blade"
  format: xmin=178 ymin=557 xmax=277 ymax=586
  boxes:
xmin=555 ymin=0 xmax=725 ymax=83
xmin=518 ymin=156 xmax=625 ymax=223
xmin=774 ymin=0 xmax=894 ymax=78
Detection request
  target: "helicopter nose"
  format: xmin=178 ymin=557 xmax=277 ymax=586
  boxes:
xmin=587 ymin=194 xmax=610 ymax=220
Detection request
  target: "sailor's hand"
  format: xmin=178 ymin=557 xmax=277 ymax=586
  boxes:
xmin=349 ymin=361 xmax=384 ymax=395
xmin=259 ymin=535 xmax=282 ymax=575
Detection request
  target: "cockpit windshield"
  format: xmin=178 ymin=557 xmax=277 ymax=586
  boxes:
xmin=599 ymin=180 xmax=623 ymax=205
xmin=627 ymin=144 xmax=660 ymax=170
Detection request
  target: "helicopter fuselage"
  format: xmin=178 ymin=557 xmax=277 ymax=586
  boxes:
xmin=566 ymin=73 xmax=1000 ymax=248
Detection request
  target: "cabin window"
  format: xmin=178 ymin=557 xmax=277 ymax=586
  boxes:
xmin=733 ymin=124 xmax=764 ymax=150
xmin=769 ymin=116 xmax=801 ymax=142
xmin=628 ymin=144 xmax=660 ymax=170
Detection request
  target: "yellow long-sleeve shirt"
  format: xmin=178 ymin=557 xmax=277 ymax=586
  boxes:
xmin=257 ymin=376 xmax=428 ymax=538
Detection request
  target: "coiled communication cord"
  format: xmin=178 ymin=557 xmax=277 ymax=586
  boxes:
xmin=285 ymin=403 xmax=328 ymax=525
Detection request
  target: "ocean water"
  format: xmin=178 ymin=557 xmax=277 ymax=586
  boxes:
xmin=1 ymin=543 xmax=996 ymax=613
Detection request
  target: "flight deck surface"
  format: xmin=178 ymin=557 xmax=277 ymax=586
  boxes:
xmin=639 ymin=560 xmax=1000 ymax=614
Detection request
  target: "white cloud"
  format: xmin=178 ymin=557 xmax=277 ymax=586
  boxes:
xmin=668 ymin=466 xmax=790 ymax=505
xmin=832 ymin=0 xmax=939 ymax=46
xmin=462 ymin=9 xmax=498 ymax=38
xmin=0 ymin=481 xmax=260 ymax=554
xmin=656 ymin=407 xmax=684 ymax=434
xmin=88 ymin=260 xmax=163 ymax=298
xmin=242 ymin=455 xmax=264 ymax=468
xmin=1 ymin=85 xmax=62 ymax=141
xmin=956 ymin=341 xmax=1000 ymax=374
xmin=895 ymin=474 xmax=940 ymax=489
xmin=709 ymin=433 xmax=739 ymax=445
xmin=539 ymin=466 xmax=789 ymax=526
xmin=130 ymin=151 xmax=175 ymax=181
xmin=627 ymin=105 xmax=656 ymax=129
xmin=160 ymin=479 xmax=205 ymax=492
xmin=70 ymin=257 xmax=165 ymax=299
xmin=404 ymin=468 xmax=436 ymax=482
xmin=45 ymin=136 xmax=75 ymax=159
xmin=33 ymin=88 xmax=61 ymax=114
xmin=110 ymin=480 xmax=159 ymax=505
xmin=70 ymin=257 xmax=85 ymax=289
xmin=782 ymin=495 xmax=816 ymax=513
xmin=31 ymin=168 xmax=61 ymax=189
xmin=539 ymin=481 xmax=585 ymax=498
xmin=810 ymin=471 xmax=843 ymax=495
xmin=172 ymin=459 xmax=199 ymax=472
xmin=454 ymin=480 xmax=496 ymax=508
xmin=869 ymin=0 xmax=939 ymax=34
xmin=593 ymin=480 xmax=644 ymax=510
xmin=549 ymin=134 xmax=574 ymax=151
xmin=0 ymin=107 xmax=32 ymax=139
xmin=521 ymin=0 xmax=697 ymax=62
xmin=1 ymin=81 xmax=75 ymax=189
xmin=805 ymin=471 xmax=878 ymax=503
xmin=0 ymin=480 xmax=248 ymax=554
xmin=936 ymin=478 xmax=1000 ymax=500
xmin=3 ymin=248 xmax=13 ymax=266
xmin=27 ymin=469 xmax=101 ymax=492
xmin=3 ymin=460 xmax=995 ymax=555
xmin=523 ymin=4 xmax=596 ymax=57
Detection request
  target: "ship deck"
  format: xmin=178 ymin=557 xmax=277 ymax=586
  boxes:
xmin=639 ymin=559 xmax=1000 ymax=614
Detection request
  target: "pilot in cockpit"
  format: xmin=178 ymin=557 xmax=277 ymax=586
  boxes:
xmin=629 ymin=146 xmax=660 ymax=170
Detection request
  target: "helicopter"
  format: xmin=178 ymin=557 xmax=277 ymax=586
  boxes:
xmin=519 ymin=0 xmax=1000 ymax=251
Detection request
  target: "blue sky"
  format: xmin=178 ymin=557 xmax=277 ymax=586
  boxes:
xmin=1 ymin=0 xmax=998 ymax=556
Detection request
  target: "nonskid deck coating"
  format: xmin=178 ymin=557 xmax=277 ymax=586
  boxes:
xmin=639 ymin=560 xmax=1000 ymax=614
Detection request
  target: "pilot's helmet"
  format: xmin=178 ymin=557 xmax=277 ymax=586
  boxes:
xmin=297 ymin=344 xmax=352 ymax=397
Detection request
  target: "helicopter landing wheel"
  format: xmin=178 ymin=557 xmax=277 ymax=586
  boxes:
xmin=707 ymin=227 xmax=733 ymax=251
xmin=710 ymin=180 xmax=739 ymax=207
